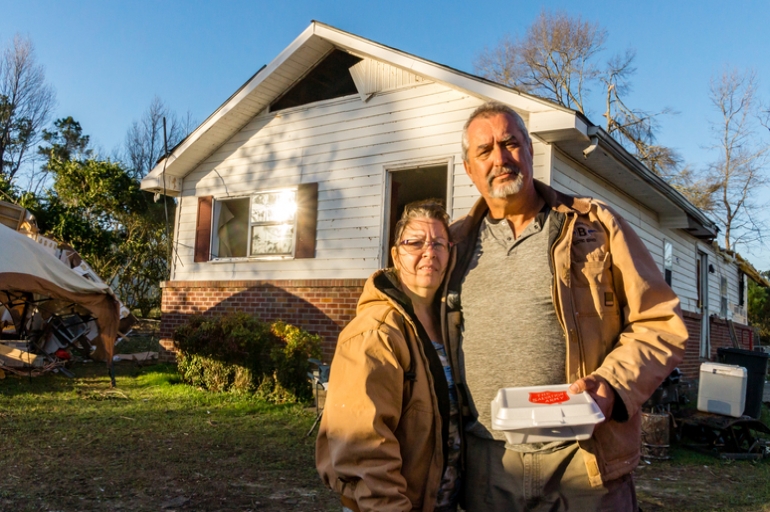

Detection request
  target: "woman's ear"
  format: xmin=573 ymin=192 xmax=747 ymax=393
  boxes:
xmin=391 ymin=246 xmax=400 ymax=270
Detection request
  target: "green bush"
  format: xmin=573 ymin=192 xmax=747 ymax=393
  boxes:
xmin=172 ymin=313 xmax=321 ymax=402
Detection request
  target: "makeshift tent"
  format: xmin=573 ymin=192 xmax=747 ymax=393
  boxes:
xmin=0 ymin=224 xmax=120 ymax=362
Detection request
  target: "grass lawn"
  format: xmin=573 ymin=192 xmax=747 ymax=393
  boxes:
xmin=2 ymin=356 xmax=770 ymax=512
xmin=0 ymin=362 xmax=339 ymax=512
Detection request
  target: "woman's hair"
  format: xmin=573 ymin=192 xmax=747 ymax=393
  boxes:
xmin=392 ymin=199 xmax=451 ymax=247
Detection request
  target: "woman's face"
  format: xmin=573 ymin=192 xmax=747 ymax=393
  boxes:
xmin=391 ymin=218 xmax=450 ymax=301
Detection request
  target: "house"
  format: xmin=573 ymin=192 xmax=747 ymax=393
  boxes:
xmin=140 ymin=21 xmax=767 ymax=377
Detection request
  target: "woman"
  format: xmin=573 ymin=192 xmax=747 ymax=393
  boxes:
xmin=316 ymin=200 xmax=461 ymax=512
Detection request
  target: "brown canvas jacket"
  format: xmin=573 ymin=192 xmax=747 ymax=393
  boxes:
xmin=442 ymin=180 xmax=688 ymax=487
xmin=316 ymin=270 xmax=447 ymax=512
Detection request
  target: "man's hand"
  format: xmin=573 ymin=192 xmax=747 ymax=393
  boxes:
xmin=569 ymin=374 xmax=614 ymax=420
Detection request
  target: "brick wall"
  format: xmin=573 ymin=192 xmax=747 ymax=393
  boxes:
xmin=156 ymin=279 xmax=756 ymax=380
xmin=679 ymin=309 xmax=754 ymax=379
xmin=158 ymin=279 xmax=366 ymax=363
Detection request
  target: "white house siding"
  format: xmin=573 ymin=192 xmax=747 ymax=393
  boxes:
xmin=172 ymin=81 xmax=485 ymax=282
xmin=549 ymin=149 xmax=745 ymax=319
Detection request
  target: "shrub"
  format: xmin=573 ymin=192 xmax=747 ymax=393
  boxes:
xmin=172 ymin=313 xmax=320 ymax=403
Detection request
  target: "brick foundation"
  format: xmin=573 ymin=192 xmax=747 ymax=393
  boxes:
xmin=158 ymin=279 xmax=366 ymax=363
xmin=679 ymin=310 xmax=754 ymax=379
xmin=157 ymin=280 xmax=756 ymax=380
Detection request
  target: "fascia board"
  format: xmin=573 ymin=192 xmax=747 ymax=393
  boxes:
xmin=528 ymin=111 xmax=590 ymax=142
xmin=589 ymin=128 xmax=718 ymax=237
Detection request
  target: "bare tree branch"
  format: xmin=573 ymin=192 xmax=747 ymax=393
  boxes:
xmin=474 ymin=9 xmax=606 ymax=113
xmin=123 ymin=96 xmax=195 ymax=179
xmin=703 ymin=68 xmax=770 ymax=251
xmin=0 ymin=35 xmax=55 ymax=185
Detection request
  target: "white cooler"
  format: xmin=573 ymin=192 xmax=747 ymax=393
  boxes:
xmin=697 ymin=362 xmax=747 ymax=417
xmin=491 ymin=384 xmax=605 ymax=444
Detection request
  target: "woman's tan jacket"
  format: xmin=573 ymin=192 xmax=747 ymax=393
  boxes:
xmin=316 ymin=270 xmax=448 ymax=512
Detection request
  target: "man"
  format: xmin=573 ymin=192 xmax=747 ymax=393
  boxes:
xmin=441 ymin=101 xmax=688 ymax=511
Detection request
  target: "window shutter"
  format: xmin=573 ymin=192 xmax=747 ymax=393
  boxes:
xmin=194 ymin=196 xmax=213 ymax=262
xmin=295 ymin=183 xmax=318 ymax=259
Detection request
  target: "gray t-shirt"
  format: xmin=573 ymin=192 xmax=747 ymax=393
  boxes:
xmin=460 ymin=210 xmax=566 ymax=444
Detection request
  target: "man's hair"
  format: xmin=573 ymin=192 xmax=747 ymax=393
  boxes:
xmin=392 ymin=199 xmax=451 ymax=247
xmin=461 ymin=101 xmax=530 ymax=162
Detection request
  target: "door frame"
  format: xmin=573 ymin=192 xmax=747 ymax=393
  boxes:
xmin=379 ymin=157 xmax=454 ymax=267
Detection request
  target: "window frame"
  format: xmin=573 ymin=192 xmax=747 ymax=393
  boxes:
xmin=211 ymin=187 xmax=300 ymax=261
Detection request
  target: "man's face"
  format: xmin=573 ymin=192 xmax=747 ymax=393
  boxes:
xmin=463 ymin=112 xmax=535 ymax=202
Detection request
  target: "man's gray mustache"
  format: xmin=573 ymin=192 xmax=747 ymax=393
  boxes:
xmin=487 ymin=165 xmax=521 ymax=187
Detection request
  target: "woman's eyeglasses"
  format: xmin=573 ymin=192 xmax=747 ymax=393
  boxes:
xmin=399 ymin=239 xmax=452 ymax=254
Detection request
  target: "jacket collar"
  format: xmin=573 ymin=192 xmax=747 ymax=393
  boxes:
xmin=450 ymin=179 xmax=590 ymax=245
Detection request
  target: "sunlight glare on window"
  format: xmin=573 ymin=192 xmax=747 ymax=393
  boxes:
xmin=251 ymin=190 xmax=297 ymax=223
xmin=271 ymin=190 xmax=297 ymax=222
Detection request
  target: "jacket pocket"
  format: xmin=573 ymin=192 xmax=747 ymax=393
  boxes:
xmin=395 ymin=405 xmax=433 ymax=509
xmin=572 ymin=253 xmax=621 ymax=358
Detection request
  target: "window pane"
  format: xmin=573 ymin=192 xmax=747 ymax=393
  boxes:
xmin=251 ymin=224 xmax=295 ymax=256
xmin=216 ymin=198 xmax=249 ymax=258
xmin=663 ymin=241 xmax=673 ymax=270
xmin=251 ymin=190 xmax=297 ymax=223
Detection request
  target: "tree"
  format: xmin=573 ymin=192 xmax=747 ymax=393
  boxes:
xmin=474 ymin=10 xmax=681 ymax=178
xmin=748 ymin=270 xmax=770 ymax=343
xmin=703 ymin=68 xmax=769 ymax=252
xmin=39 ymin=116 xmax=91 ymax=163
xmin=0 ymin=35 xmax=55 ymax=185
xmin=602 ymin=50 xmax=681 ymax=176
xmin=123 ymin=96 xmax=194 ymax=179
xmin=475 ymin=9 xmax=605 ymax=114
xmin=29 ymin=119 xmax=174 ymax=317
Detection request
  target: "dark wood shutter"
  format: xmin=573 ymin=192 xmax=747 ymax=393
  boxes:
xmin=194 ymin=196 xmax=213 ymax=262
xmin=295 ymin=183 xmax=318 ymax=259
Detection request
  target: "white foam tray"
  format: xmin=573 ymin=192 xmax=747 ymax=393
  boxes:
xmin=491 ymin=384 xmax=605 ymax=444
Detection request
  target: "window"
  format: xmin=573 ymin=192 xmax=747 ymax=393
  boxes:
xmin=663 ymin=240 xmax=673 ymax=286
xmin=194 ymin=183 xmax=318 ymax=262
xmin=213 ymin=189 xmax=297 ymax=258
xmin=720 ymin=276 xmax=728 ymax=318
xmin=249 ymin=189 xmax=297 ymax=256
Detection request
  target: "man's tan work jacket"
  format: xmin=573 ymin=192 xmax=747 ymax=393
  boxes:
xmin=441 ymin=180 xmax=688 ymax=487
xmin=317 ymin=270 xmax=450 ymax=512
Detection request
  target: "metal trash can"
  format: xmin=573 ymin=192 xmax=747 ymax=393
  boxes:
xmin=717 ymin=347 xmax=769 ymax=419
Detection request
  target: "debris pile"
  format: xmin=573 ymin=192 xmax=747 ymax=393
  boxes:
xmin=0 ymin=200 xmax=132 ymax=376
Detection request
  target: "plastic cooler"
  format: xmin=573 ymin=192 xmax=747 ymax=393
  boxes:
xmin=717 ymin=348 xmax=769 ymax=419
xmin=491 ymin=384 xmax=605 ymax=444
xmin=697 ymin=362 xmax=747 ymax=417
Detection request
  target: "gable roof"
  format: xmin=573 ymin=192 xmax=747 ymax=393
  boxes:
xmin=140 ymin=21 xmax=717 ymax=239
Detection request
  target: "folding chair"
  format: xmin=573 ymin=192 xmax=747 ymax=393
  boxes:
xmin=306 ymin=357 xmax=330 ymax=437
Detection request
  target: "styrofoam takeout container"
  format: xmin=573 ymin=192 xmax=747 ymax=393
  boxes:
xmin=491 ymin=384 xmax=605 ymax=444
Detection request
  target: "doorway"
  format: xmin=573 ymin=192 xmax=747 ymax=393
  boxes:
xmin=383 ymin=163 xmax=449 ymax=267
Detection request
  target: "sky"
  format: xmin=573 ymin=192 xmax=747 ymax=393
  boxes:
xmin=2 ymin=0 xmax=769 ymax=270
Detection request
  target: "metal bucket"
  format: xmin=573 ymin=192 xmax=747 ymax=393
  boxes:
xmin=641 ymin=412 xmax=671 ymax=460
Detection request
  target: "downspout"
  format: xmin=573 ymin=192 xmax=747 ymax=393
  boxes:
xmin=582 ymin=127 xmax=600 ymax=159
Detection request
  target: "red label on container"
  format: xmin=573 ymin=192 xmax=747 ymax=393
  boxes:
xmin=529 ymin=391 xmax=570 ymax=404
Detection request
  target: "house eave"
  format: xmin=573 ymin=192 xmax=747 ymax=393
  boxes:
xmin=529 ymin=119 xmax=718 ymax=241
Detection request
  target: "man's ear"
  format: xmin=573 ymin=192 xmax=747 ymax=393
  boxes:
xmin=528 ymin=140 xmax=534 ymax=158
xmin=463 ymin=159 xmax=471 ymax=177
